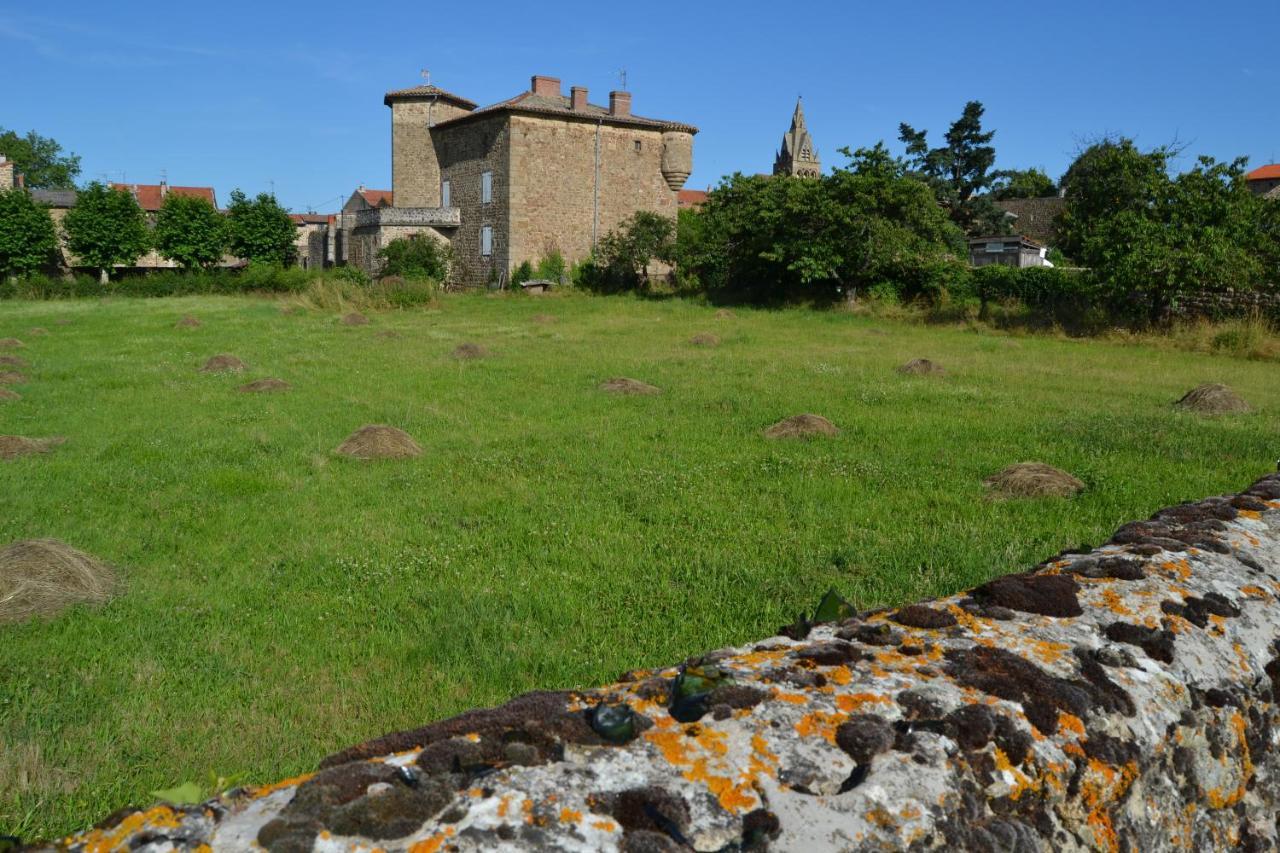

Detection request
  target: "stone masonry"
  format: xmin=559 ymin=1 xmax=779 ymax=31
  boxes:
xmin=41 ymin=471 xmax=1280 ymax=851
xmin=354 ymin=76 xmax=697 ymax=285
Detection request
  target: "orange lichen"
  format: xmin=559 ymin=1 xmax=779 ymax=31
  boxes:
xmin=1241 ymin=585 xmax=1271 ymax=599
xmin=771 ymin=690 xmax=809 ymax=705
xmin=835 ymin=692 xmax=892 ymax=713
xmin=81 ymin=807 xmax=184 ymax=853
xmin=795 ymin=710 xmax=846 ymax=744
xmin=407 ymin=827 xmax=455 ymax=853
xmin=1099 ymin=587 xmax=1132 ymax=617
xmin=828 ymin=665 xmax=853 ymax=685
xmin=248 ymin=771 xmax=316 ymax=799
xmin=497 ymin=796 xmax=510 ymax=818
xmin=559 ymin=807 xmax=583 ymax=823
xmin=1238 ymin=509 xmax=1262 ymax=520
xmin=1058 ymin=712 xmax=1086 ymax=738
xmin=591 ymin=819 xmax=617 ymax=832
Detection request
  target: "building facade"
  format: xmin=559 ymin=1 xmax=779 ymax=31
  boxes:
xmin=773 ymin=98 xmax=820 ymax=178
xmin=1246 ymin=164 xmax=1280 ymax=200
xmin=350 ymin=75 xmax=697 ymax=285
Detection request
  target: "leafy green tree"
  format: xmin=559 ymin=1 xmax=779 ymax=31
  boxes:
xmin=586 ymin=211 xmax=676 ymax=291
xmin=378 ymin=236 xmax=451 ymax=280
xmin=154 ymin=193 xmax=228 ymax=269
xmin=1060 ymin=137 xmax=1279 ymax=322
xmin=62 ymin=182 xmax=149 ymax=283
xmin=680 ymin=144 xmax=965 ymax=303
xmin=899 ymin=101 xmax=1004 ymax=234
xmin=0 ymin=189 xmax=59 ymax=277
xmin=990 ymin=168 xmax=1057 ymax=200
xmin=0 ymin=128 xmax=81 ymax=189
xmin=226 ymin=190 xmax=296 ymax=265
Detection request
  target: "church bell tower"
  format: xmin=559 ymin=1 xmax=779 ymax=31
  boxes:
xmin=773 ymin=98 xmax=821 ymax=178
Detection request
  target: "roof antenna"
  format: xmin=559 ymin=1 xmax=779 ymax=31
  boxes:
xmin=159 ymin=168 xmax=167 ymax=184
xmin=616 ymin=68 xmax=627 ymax=91
xmin=421 ymin=68 xmax=430 ymax=86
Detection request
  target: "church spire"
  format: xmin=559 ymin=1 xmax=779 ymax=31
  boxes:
xmin=774 ymin=97 xmax=820 ymax=178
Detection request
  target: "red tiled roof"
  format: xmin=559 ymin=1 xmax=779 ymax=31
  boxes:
xmin=289 ymin=213 xmax=331 ymax=225
xmin=360 ymin=189 xmax=393 ymax=207
xmin=1246 ymin=164 xmax=1280 ymax=182
xmin=677 ymin=189 xmax=708 ymax=208
xmin=383 ymin=85 xmax=477 ymax=110
xmin=435 ymin=89 xmax=698 ymax=135
xmin=109 ymin=183 xmax=216 ymax=212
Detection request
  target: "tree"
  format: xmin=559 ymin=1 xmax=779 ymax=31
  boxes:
xmin=0 ymin=189 xmax=59 ymax=278
xmin=1059 ymin=137 xmax=1279 ymax=323
xmin=585 ymin=211 xmax=676 ymax=291
xmin=226 ymin=190 xmax=296 ymax=265
xmin=154 ymin=193 xmax=228 ymax=269
xmin=62 ymin=182 xmax=149 ymax=283
xmin=990 ymin=168 xmax=1057 ymax=200
xmin=899 ymin=101 xmax=1004 ymax=234
xmin=378 ymin=236 xmax=451 ymax=280
xmin=0 ymin=128 xmax=81 ymax=189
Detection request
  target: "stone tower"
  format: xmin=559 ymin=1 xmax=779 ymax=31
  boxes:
xmin=384 ymin=85 xmax=478 ymax=207
xmin=773 ymin=98 xmax=820 ymax=178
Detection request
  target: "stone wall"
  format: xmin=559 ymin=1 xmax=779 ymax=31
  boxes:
xmin=994 ymin=197 xmax=1066 ymax=247
xmin=436 ymin=114 xmax=511 ymax=287
xmin=507 ymin=115 xmax=676 ymax=277
xmin=43 ymin=471 xmax=1280 ymax=852
xmin=391 ymin=100 xmax=472 ymax=209
xmin=1170 ymin=288 xmax=1280 ymax=322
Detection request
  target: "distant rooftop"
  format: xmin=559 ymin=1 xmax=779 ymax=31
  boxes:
xmin=110 ymin=183 xmax=216 ymax=212
xmin=1246 ymin=164 xmax=1280 ymax=182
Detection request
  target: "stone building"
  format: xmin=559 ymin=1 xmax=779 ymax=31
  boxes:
xmin=1246 ymin=164 xmax=1280 ymax=200
xmin=773 ymin=98 xmax=820 ymax=178
xmin=349 ymin=74 xmax=697 ymax=285
xmin=291 ymin=213 xmax=335 ymax=269
xmin=0 ymin=156 xmax=15 ymax=190
xmin=993 ymin=196 xmax=1066 ymax=247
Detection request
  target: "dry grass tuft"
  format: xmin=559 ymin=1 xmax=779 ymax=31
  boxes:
xmin=334 ymin=425 xmax=423 ymax=460
xmin=452 ymin=342 xmax=489 ymax=360
xmin=0 ymin=338 xmax=23 ymax=348
xmin=175 ymin=315 xmax=201 ymax=329
xmin=1174 ymin=383 xmax=1251 ymax=416
xmin=53 ymin=317 xmax=72 ymax=326
xmin=238 ymin=378 xmax=291 ymax=394
xmin=0 ymin=539 xmax=115 ymax=623
xmin=532 ymin=314 xmax=557 ymax=324
xmin=763 ymin=414 xmax=840 ymax=439
xmin=983 ymin=462 xmax=1084 ymax=498
xmin=0 ymin=738 xmax=74 ymax=798
xmin=0 ymin=355 xmax=28 ymax=368
xmin=0 ymin=371 xmax=27 ymax=385
xmin=199 ymin=354 xmax=247 ymax=373
xmin=714 ymin=308 xmax=735 ymax=319
xmin=897 ymin=358 xmax=945 ymax=376
xmin=690 ymin=333 xmax=721 ymax=347
xmin=0 ymin=388 xmax=19 ymax=402
xmin=375 ymin=330 xmax=402 ymax=339
xmin=28 ymin=327 xmax=48 ymax=336
xmin=599 ymin=377 xmax=661 ymax=395
xmin=0 ymin=435 xmax=64 ymax=460
xmin=340 ymin=312 xmax=369 ymax=326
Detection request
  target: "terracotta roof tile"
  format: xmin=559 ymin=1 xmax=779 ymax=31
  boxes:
xmin=383 ymin=85 xmax=477 ymax=110
xmin=1246 ymin=164 xmax=1280 ymax=182
xmin=435 ymin=90 xmax=697 ymax=134
xmin=109 ymin=183 xmax=216 ymax=212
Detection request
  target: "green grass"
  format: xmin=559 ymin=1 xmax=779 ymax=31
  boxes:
xmin=2 ymin=292 xmax=1277 ymax=838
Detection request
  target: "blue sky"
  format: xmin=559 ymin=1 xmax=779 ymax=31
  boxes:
xmin=4 ymin=1 xmax=1277 ymax=212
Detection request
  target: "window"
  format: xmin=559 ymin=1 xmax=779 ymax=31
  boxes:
xmin=481 ymin=171 xmax=493 ymax=204
xmin=480 ymin=225 xmax=492 ymax=257
xmin=634 ymin=140 xmax=642 ymax=152
xmin=441 ymin=179 xmax=451 ymax=208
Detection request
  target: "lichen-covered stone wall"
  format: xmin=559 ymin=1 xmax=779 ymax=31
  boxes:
xmin=36 ymin=473 xmax=1280 ymax=852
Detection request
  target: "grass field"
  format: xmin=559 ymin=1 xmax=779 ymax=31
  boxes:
xmin=2 ymin=291 xmax=1278 ymax=838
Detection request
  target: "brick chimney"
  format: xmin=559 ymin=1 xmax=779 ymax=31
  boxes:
xmin=570 ymin=85 xmax=588 ymax=111
xmin=609 ymin=91 xmax=631 ymax=117
xmin=531 ymin=75 xmax=561 ymax=98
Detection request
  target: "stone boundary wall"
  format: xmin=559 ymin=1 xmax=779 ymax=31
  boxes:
xmin=1170 ymin=289 xmax=1280 ymax=322
xmin=37 ymin=472 xmax=1280 ymax=852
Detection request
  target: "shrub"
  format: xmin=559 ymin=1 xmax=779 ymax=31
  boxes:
xmin=510 ymin=260 xmax=534 ymax=288
xmin=535 ymin=249 xmax=566 ymax=283
xmin=378 ymin=237 xmax=450 ymax=282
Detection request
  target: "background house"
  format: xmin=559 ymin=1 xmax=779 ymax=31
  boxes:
xmin=1246 ymin=164 xmax=1280 ymax=200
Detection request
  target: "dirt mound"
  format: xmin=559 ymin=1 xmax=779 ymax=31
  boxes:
xmin=341 ymin=312 xmax=369 ymax=326
xmin=983 ymin=462 xmax=1084 ymax=498
xmin=375 ymin=330 xmax=402 ymax=340
xmin=0 ymin=355 xmax=28 ymax=369
xmin=690 ymin=333 xmax=721 ymax=347
xmin=0 ymin=539 xmax=115 ymax=623
xmin=334 ymin=425 xmax=423 ymax=460
xmin=238 ymin=378 xmax=291 ymax=393
xmin=0 ymin=338 xmax=23 ymax=349
xmin=0 ymin=389 xmax=19 ymax=402
xmin=599 ymin=377 xmax=661 ymax=395
xmin=0 ymin=436 xmax=65 ymax=461
xmin=452 ymin=343 xmax=489 ymax=360
xmin=28 ymin=327 xmax=48 ymax=336
xmin=199 ymin=354 xmax=247 ymax=373
xmin=714 ymin=308 xmax=735 ymax=319
xmin=175 ymin=315 xmax=201 ymax=329
xmin=763 ymin=414 xmax=840 ymax=439
xmin=897 ymin=358 xmax=945 ymax=376
xmin=0 ymin=372 xmax=26 ymax=385
xmin=532 ymin=314 xmax=557 ymax=324
xmin=1174 ymin=383 xmax=1250 ymax=416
